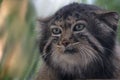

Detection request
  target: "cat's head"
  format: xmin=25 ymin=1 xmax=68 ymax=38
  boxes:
xmin=37 ymin=3 xmax=119 ymax=74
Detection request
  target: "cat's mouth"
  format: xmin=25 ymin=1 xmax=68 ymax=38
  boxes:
xmin=64 ymin=46 xmax=78 ymax=54
xmin=56 ymin=42 xmax=80 ymax=54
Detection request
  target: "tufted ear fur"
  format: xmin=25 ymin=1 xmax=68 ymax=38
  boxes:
xmin=94 ymin=11 xmax=119 ymax=31
xmin=37 ymin=16 xmax=53 ymax=25
xmin=36 ymin=16 xmax=53 ymax=53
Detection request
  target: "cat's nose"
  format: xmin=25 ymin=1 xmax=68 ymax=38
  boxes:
xmin=61 ymin=39 xmax=70 ymax=47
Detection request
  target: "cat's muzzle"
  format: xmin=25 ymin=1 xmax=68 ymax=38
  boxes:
xmin=64 ymin=44 xmax=78 ymax=54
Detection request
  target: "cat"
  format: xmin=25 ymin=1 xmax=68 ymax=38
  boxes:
xmin=35 ymin=3 xmax=120 ymax=80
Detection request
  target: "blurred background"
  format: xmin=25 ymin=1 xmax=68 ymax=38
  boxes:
xmin=0 ymin=0 xmax=120 ymax=80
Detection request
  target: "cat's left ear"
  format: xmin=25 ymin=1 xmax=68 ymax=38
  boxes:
xmin=95 ymin=11 xmax=119 ymax=31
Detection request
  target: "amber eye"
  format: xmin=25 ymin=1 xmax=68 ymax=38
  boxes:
xmin=51 ymin=28 xmax=62 ymax=35
xmin=73 ymin=24 xmax=85 ymax=32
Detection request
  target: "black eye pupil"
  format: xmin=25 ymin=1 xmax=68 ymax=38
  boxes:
xmin=73 ymin=24 xmax=85 ymax=31
xmin=52 ymin=28 xmax=61 ymax=35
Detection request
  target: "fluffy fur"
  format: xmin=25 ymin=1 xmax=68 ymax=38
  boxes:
xmin=36 ymin=3 xmax=120 ymax=80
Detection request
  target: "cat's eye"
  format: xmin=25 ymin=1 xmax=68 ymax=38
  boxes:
xmin=73 ymin=24 xmax=85 ymax=32
xmin=51 ymin=28 xmax=62 ymax=35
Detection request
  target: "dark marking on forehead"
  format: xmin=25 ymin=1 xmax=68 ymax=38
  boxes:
xmin=54 ymin=19 xmax=63 ymax=27
xmin=54 ymin=17 xmax=75 ymax=29
xmin=66 ymin=15 xmax=77 ymax=23
xmin=52 ymin=11 xmax=83 ymax=28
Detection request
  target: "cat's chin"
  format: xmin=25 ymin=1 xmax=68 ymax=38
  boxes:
xmin=51 ymin=53 xmax=83 ymax=74
xmin=50 ymin=48 xmax=96 ymax=74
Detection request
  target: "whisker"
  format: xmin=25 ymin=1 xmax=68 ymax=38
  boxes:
xmin=80 ymin=46 xmax=104 ymax=68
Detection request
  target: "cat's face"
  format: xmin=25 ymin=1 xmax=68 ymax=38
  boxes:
xmin=38 ymin=3 xmax=119 ymax=75
xmin=47 ymin=14 xmax=105 ymax=74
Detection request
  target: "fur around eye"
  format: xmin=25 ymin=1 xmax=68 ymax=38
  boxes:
xmin=51 ymin=28 xmax=62 ymax=35
xmin=73 ymin=24 xmax=85 ymax=32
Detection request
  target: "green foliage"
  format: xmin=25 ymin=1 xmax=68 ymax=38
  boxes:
xmin=95 ymin=0 xmax=120 ymax=12
xmin=0 ymin=0 xmax=3 ymax=4
xmin=0 ymin=0 xmax=39 ymax=80
xmin=81 ymin=0 xmax=87 ymax=3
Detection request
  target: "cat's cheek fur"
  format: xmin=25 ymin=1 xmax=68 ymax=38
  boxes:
xmin=49 ymin=43 xmax=103 ymax=74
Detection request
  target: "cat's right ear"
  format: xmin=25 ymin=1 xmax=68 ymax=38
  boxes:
xmin=37 ymin=16 xmax=53 ymax=25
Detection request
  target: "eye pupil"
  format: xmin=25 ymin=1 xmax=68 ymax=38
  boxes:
xmin=52 ymin=28 xmax=62 ymax=35
xmin=73 ymin=24 xmax=85 ymax=31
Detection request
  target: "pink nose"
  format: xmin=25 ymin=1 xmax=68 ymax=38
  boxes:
xmin=61 ymin=39 xmax=70 ymax=47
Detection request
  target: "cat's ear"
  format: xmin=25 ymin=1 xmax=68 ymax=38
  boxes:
xmin=36 ymin=16 xmax=53 ymax=53
xmin=94 ymin=11 xmax=119 ymax=31
xmin=37 ymin=16 xmax=53 ymax=25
